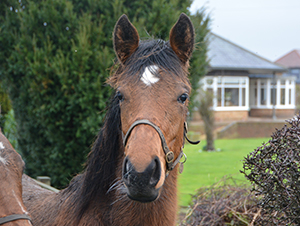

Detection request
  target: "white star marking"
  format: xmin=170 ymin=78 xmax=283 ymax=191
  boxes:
xmin=141 ymin=65 xmax=159 ymax=86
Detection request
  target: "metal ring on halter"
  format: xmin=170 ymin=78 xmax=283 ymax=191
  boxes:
xmin=180 ymin=152 xmax=187 ymax=164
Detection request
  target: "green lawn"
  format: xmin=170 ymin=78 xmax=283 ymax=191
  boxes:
xmin=178 ymin=137 xmax=269 ymax=207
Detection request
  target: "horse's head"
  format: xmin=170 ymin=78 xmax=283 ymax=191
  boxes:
xmin=109 ymin=14 xmax=194 ymax=203
xmin=0 ymin=131 xmax=32 ymax=225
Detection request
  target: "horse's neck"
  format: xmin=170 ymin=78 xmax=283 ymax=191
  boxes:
xmin=110 ymin=170 xmax=178 ymax=226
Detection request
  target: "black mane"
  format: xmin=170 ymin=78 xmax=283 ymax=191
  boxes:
xmin=83 ymin=95 xmax=122 ymax=195
xmin=67 ymin=95 xmax=122 ymax=221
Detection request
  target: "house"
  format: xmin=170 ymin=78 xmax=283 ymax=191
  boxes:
xmin=195 ymin=33 xmax=296 ymax=121
xmin=275 ymin=49 xmax=300 ymax=84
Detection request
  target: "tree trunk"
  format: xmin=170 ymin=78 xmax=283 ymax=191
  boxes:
xmin=198 ymin=90 xmax=215 ymax=151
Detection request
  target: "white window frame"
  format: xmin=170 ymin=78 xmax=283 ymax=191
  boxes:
xmin=201 ymin=76 xmax=249 ymax=111
xmin=250 ymin=78 xmax=295 ymax=109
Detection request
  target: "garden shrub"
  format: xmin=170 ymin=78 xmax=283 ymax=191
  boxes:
xmin=242 ymin=114 xmax=300 ymax=225
xmin=181 ymin=177 xmax=262 ymax=226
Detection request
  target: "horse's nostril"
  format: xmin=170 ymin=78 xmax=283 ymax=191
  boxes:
xmin=122 ymin=156 xmax=162 ymax=202
xmin=122 ymin=156 xmax=161 ymax=188
xmin=149 ymin=157 xmax=161 ymax=187
xmin=123 ymin=157 xmax=133 ymax=182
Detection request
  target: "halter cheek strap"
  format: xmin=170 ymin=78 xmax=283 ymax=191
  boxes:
xmin=0 ymin=214 xmax=32 ymax=225
xmin=123 ymin=119 xmax=200 ymax=172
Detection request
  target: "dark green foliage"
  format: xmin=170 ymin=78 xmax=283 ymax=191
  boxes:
xmin=3 ymin=109 xmax=19 ymax=151
xmin=1 ymin=0 xmax=115 ymax=187
xmin=0 ymin=0 xmax=209 ymax=188
xmin=242 ymin=114 xmax=300 ymax=225
xmin=0 ymin=83 xmax=12 ymax=129
xmin=1 ymin=0 xmax=118 ymax=187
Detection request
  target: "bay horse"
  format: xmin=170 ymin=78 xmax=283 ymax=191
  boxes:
xmin=0 ymin=130 xmax=32 ymax=226
xmin=22 ymin=13 xmax=198 ymax=225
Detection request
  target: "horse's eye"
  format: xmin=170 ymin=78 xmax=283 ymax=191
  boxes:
xmin=178 ymin=93 xmax=189 ymax=104
xmin=116 ymin=91 xmax=124 ymax=102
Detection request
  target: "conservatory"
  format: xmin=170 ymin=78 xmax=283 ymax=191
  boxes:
xmin=201 ymin=74 xmax=295 ymax=120
xmin=249 ymin=75 xmax=295 ymax=117
xmin=194 ymin=33 xmax=296 ymax=121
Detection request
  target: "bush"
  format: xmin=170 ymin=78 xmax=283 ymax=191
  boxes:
xmin=1 ymin=0 xmax=114 ymax=187
xmin=242 ymin=114 xmax=300 ymax=225
xmin=180 ymin=177 xmax=296 ymax=225
xmin=181 ymin=177 xmax=263 ymax=226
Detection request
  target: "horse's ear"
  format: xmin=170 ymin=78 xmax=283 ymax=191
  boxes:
xmin=169 ymin=13 xmax=194 ymax=64
xmin=113 ymin=15 xmax=139 ymax=64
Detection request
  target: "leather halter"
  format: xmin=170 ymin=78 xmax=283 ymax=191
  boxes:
xmin=123 ymin=119 xmax=200 ymax=172
xmin=0 ymin=214 xmax=32 ymax=225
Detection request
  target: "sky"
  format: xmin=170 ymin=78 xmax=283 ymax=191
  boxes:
xmin=189 ymin=0 xmax=300 ymax=62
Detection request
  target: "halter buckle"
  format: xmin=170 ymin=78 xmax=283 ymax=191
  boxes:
xmin=166 ymin=151 xmax=174 ymax=163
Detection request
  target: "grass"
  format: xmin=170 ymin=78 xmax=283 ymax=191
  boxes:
xmin=178 ymin=137 xmax=269 ymax=207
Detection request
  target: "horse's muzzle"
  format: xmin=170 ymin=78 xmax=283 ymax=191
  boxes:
xmin=122 ymin=156 xmax=161 ymax=203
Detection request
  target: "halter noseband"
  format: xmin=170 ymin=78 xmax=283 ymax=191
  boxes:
xmin=123 ymin=119 xmax=200 ymax=172
xmin=0 ymin=214 xmax=32 ymax=225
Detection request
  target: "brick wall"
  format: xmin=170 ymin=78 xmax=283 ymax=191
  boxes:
xmin=192 ymin=109 xmax=296 ymax=122
xmin=217 ymin=121 xmax=288 ymax=139
xmin=192 ymin=110 xmax=248 ymax=122
xmin=214 ymin=111 xmax=248 ymax=121
xmin=250 ymin=109 xmax=295 ymax=118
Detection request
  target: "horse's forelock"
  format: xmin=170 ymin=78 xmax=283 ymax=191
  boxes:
xmin=110 ymin=39 xmax=189 ymax=87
